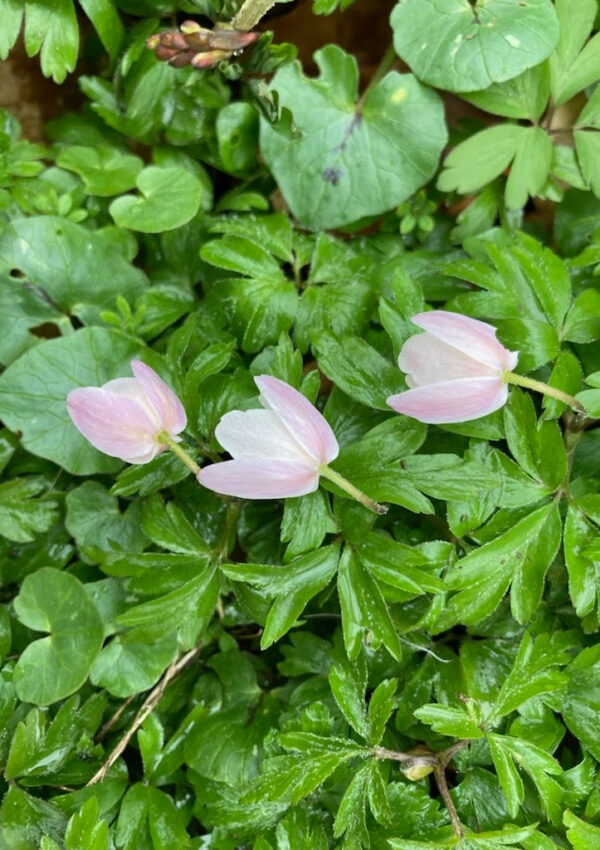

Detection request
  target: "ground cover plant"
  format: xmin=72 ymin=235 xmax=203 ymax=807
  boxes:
xmin=1 ymin=0 xmax=600 ymax=846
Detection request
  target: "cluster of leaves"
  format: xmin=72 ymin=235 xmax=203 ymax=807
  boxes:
xmin=1 ymin=0 xmax=600 ymax=847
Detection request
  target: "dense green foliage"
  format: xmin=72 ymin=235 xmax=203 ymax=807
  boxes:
xmin=1 ymin=0 xmax=600 ymax=847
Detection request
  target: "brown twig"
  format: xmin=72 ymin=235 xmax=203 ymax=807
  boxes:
xmin=372 ymin=746 xmax=438 ymax=769
xmin=96 ymin=694 xmax=136 ymax=742
xmin=87 ymin=645 xmax=202 ymax=786
xmin=434 ymin=763 xmax=464 ymax=840
xmin=374 ymin=739 xmax=470 ymax=838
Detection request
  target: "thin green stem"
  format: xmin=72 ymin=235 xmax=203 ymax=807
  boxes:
xmin=504 ymin=371 xmax=587 ymax=415
xmin=320 ymin=466 xmax=388 ymax=516
xmin=356 ymin=42 xmax=396 ymax=109
xmin=232 ymin=0 xmax=277 ymax=30
xmin=159 ymin=432 xmax=201 ymax=476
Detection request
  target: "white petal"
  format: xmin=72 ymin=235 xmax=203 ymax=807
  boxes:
xmin=214 ymin=409 xmax=318 ymax=467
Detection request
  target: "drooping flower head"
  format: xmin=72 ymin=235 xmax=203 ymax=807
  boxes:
xmin=387 ymin=311 xmax=519 ymax=424
xmin=66 ymin=360 xmax=186 ymax=464
xmin=198 ymin=375 xmax=339 ymax=499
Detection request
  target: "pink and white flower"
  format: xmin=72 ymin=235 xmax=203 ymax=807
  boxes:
xmin=198 ymin=375 xmax=339 ymax=499
xmin=387 ymin=311 xmax=519 ymax=424
xmin=67 ymin=360 xmax=186 ymax=463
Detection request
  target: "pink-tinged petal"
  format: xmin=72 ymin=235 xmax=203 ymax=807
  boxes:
xmin=398 ymin=333 xmax=499 ymax=387
xmin=387 ymin=377 xmax=508 ymax=424
xmin=215 ymin=409 xmax=317 ymax=467
xmin=131 ymin=360 xmax=187 ymax=435
xmin=198 ymin=459 xmax=319 ymax=499
xmin=254 ymin=375 xmax=339 ymax=466
xmin=411 ymin=311 xmax=518 ymax=371
xmin=67 ymin=387 xmax=163 ymax=463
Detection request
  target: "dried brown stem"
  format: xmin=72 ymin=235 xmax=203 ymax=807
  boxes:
xmin=434 ymin=763 xmax=464 ymax=840
xmin=87 ymin=645 xmax=202 ymax=786
xmin=374 ymin=739 xmax=469 ymax=838
xmin=96 ymin=694 xmax=136 ymax=742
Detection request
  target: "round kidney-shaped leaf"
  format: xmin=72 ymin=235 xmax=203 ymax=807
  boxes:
xmin=260 ymin=45 xmax=447 ymax=229
xmin=56 ymin=145 xmax=145 ymax=196
xmin=13 ymin=568 xmax=104 ymax=705
xmin=0 ymin=216 xmax=148 ymax=328
xmin=0 ymin=327 xmax=143 ymax=475
xmin=390 ymin=0 xmax=559 ymax=93
xmin=109 ymin=165 xmax=204 ymax=232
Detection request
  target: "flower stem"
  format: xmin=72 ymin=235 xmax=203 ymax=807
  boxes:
xmin=159 ymin=432 xmax=201 ymax=476
xmin=503 ymin=371 xmax=587 ymax=415
xmin=320 ymin=466 xmax=388 ymax=515
xmin=232 ymin=0 xmax=277 ymax=30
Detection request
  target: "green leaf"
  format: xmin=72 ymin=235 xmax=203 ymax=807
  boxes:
xmin=442 ymin=502 xmax=562 ymax=626
xmin=89 ymin=633 xmax=176 ymax=698
xmin=462 ymin=63 xmax=550 ymax=121
xmin=6 ymin=697 xmax=83 ymax=780
xmin=391 ymin=0 xmax=559 ymax=93
xmin=486 ymin=734 xmax=562 ymax=823
xmin=13 ymin=568 xmax=103 ymax=705
xmin=110 ymin=451 xmax=190 ymax=498
xmin=117 ymin=568 xmax=218 ymax=649
xmin=66 ymin=481 xmax=147 ymax=556
xmin=109 ymin=166 xmax=204 ymax=232
xmin=56 ymin=146 xmax=144 ymax=196
xmin=356 ymin=532 xmax=446 ymax=596
xmin=313 ymin=332 xmax=402 ymax=410
xmin=337 ymin=547 xmax=403 ymax=661
xmin=0 ymin=0 xmax=23 ymax=60
xmin=216 ymin=102 xmax=259 ymax=174
xmin=329 ymin=417 xmax=430 ymax=512
xmin=505 ymin=127 xmax=552 ymax=210
xmin=0 ymin=327 xmax=142 ymax=475
xmin=147 ymin=786 xmax=191 ymax=849
xmin=260 ymin=45 xmax=447 ymax=228
xmin=504 ymin=389 xmax=566 ymax=489
xmin=250 ymin=732 xmax=367 ymax=804
xmin=141 ymin=495 xmax=210 ymax=555
xmin=367 ymin=678 xmax=398 ymax=747
xmin=550 ymin=0 xmax=600 ymax=105
xmin=564 ymin=506 xmax=599 ymax=618
xmin=438 ymin=125 xmax=526 ymax=195
xmin=488 ymin=631 xmax=571 ymax=723
xmin=223 ymin=544 xmax=340 ymax=648
xmin=24 ymin=0 xmax=78 ymax=83
xmin=542 ymin=351 xmax=582 ymax=419
xmin=0 ymin=216 xmax=147 ymax=327
xmin=488 ymin=734 xmax=524 ymax=819
xmin=328 ymin=645 xmax=369 ymax=739
xmin=563 ymin=646 xmax=600 ymax=762
xmin=78 ymin=0 xmax=125 ymax=62
xmin=574 ymin=131 xmax=600 ymax=197
xmin=414 ymin=704 xmax=484 ymax=739
xmin=388 ymin=824 xmax=539 ymax=848
xmin=280 ymin=490 xmax=337 ymax=558
xmin=0 ymin=786 xmax=66 ymax=850
xmin=564 ymin=809 xmax=600 ymax=849
xmin=562 ymin=290 xmax=600 ymax=342
xmin=64 ymin=797 xmax=109 ymax=850
xmin=0 ymin=477 xmax=58 ymax=543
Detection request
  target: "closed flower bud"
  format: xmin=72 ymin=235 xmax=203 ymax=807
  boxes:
xmin=387 ymin=311 xmax=519 ymax=424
